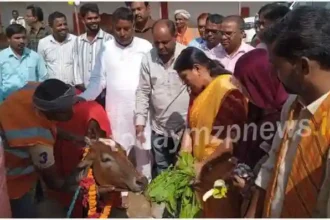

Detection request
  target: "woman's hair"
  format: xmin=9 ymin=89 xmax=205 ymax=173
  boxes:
xmin=174 ymin=47 xmax=231 ymax=76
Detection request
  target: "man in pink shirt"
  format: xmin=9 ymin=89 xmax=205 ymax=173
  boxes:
xmin=215 ymin=15 xmax=254 ymax=73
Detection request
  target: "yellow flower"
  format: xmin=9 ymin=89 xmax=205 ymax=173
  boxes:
xmin=202 ymin=179 xmax=228 ymax=202
xmin=81 ymin=146 xmax=114 ymax=218
xmin=100 ymin=204 xmax=112 ymax=218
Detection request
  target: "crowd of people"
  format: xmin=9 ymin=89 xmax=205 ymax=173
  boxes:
xmin=0 ymin=1 xmax=330 ymax=218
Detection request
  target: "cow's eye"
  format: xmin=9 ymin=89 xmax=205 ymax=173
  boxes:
xmin=101 ymin=157 xmax=111 ymax=163
xmin=101 ymin=153 xmax=112 ymax=163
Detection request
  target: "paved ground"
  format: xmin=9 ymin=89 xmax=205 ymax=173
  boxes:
xmin=36 ymin=195 xmax=130 ymax=218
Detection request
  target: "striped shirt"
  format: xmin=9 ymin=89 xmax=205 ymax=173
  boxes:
xmin=37 ymin=34 xmax=77 ymax=84
xmin=73 ymin=29 xmax=113 ymax=86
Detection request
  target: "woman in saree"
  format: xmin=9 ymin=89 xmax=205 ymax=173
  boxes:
xmin=233 ymin=49 xmax=288 ymax=170
xmin=174 ymin=47 xmax=249 ymax=217
xmin=232 ymin=48 xmax=288 ymax=217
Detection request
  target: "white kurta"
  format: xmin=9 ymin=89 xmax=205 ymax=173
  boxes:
xmin=80 ymin=37 xmax=153 ymax=181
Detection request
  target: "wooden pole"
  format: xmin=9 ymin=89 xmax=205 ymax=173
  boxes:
xmin=238 ymin=2 xmax=242 ymax=16
xmin=74 ymin=5 xmax=80 ymax=35
xmin=160 ymin=2 xmax=168 ymax=19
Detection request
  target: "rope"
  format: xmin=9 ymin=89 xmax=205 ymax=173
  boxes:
xmin=66 ymin=186 xmax=82 ymax=218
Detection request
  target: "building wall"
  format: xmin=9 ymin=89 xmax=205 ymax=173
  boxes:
xmin=0 ymin=1 xmax=269 ymax=31
xmin=168 ymin=1 xmax=267 ymax=25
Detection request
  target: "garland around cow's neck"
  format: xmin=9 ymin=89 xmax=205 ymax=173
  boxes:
xmin=80 ymin=148 xmax=112 ymax=218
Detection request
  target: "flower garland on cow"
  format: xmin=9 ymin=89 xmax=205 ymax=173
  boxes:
xmin=67 ymin=138 xmax=124 ymax=218
xmin=79 ymin=147 xmax=113 ymax=218
xmin=67 ymin=137 xmax=148 ymax=218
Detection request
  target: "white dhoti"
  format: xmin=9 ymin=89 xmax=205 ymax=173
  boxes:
xmin=82 ymin=37 xmax=154 ymax=198
xmin=106 ymin=86 xmax=152 ymax=176
xmin=107 ymin=89 xmax=152 ymax=197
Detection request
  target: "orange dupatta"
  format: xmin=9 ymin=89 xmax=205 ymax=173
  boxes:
xmin=189 ymin=74 xmax=244 ymax=162
xmin=263 ymin=94 xmax=330 ymax=217
xmin=176 ymin=27 xmax=197 ymax=46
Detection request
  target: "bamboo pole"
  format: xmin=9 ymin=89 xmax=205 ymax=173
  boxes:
xmin=74 ymin=5 xmax=80 ymax=35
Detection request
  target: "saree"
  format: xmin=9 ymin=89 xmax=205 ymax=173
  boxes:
xmin=263 ymin=93 xmax=330 ymax=217
xmin=233 ymin=49 xmax=288 ymax=169
xmin=236 ymin=105 xmax=281 ymax=169
xmin=189 ymin=74 xmax=248 ymax=217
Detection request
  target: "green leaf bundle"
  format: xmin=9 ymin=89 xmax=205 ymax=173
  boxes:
xmin=146 ymin=152 xmax=201 ymax=218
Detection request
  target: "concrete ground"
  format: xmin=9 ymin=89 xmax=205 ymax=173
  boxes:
xmin=36 ymin=198 xmax=129 ymax=218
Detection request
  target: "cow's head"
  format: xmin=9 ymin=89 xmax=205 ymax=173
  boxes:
xmin=77 ymin=137 xmax=148 ymax=193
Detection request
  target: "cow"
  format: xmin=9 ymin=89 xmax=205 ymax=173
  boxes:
xmin=37 ymin=137 xmax=151 ymax=218
xmin=78 ymin=138 xmax=165 ymax=218
xmin=78 ymin=137 xmax=148 ymax=193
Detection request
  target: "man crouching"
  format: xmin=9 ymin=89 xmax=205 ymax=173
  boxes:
xmin=0 ymin=79 xmax=82 ymax=217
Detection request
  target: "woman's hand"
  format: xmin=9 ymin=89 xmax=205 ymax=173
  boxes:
xmin=232 ymin=175 xmax=246 ymax=190
xmin=193 ymin=160 xmax=208 ymax=186
xmin=190 ymin=161 xmax=204 ymax=191
xmin=180 ymin=129 xmax=193 ymax=154
xmin=230 ymin=163 xmax=254 ymax=194
xmin=194 ymin=161 xmax=204 ymax=181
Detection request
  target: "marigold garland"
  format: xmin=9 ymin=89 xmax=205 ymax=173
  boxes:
xmin=80 ymin=148 xmax=113 ymax=218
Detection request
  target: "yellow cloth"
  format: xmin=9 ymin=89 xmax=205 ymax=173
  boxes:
xmin=189 ymin=74 xmax=239 ymax=161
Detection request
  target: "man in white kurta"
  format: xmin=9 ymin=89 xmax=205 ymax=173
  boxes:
xmin=78 ymin=7 xmax=153 ymax=188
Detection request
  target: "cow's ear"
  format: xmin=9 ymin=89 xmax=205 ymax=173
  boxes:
xmin=77 ymin=150 xmax=95 ymax=180
xmin=77 ymin=150 xmax=95 ymax=169
xmin=127 ymin=146 xmax=137 ymax=167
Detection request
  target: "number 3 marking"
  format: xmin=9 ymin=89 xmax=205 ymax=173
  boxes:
xmin=39 ymin=152 xmax=48 ymax=164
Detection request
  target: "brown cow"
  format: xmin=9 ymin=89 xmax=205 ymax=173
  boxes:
xmin=37 ymin=137 xmax=149 ymax=218
xmin=78 ymin=138 xmax=169 ymax=218
xmin=77 ymin=137 xmax=148 ymax=193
